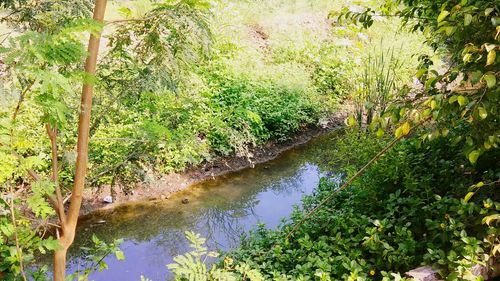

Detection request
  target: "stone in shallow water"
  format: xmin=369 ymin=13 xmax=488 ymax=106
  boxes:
xmin=405 ymin=266 xmax=441 ymax=281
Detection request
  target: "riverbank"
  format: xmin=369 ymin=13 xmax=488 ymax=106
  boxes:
xmin=79 ymin=114 xmax=345 ymax=217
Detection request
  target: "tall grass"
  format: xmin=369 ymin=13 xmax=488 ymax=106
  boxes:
xmin=354 ymin=45 xmax=405 ymax=127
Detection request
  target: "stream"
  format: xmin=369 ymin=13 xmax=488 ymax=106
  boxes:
xmin=65 ymin=131 xmax=340 ymax=280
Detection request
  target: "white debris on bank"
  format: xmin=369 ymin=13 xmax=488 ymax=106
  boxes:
xmin=103 ymin=195 xmax=113 ymax=204
xmin=406 ymin=266 xmax=441 ymax=281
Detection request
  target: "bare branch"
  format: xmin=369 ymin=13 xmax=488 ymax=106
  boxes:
xmin=11 ymin=79 xmax=35 ymax=122
xmin=284 ymin=117 xmax=431 ymax=241
xmin=8 ymin=185 xmax=27 ymax=281
xmin=45 ymin=123 xmax=66 ymax=224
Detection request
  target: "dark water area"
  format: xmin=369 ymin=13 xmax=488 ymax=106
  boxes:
xmin=63 ymin=131 xmax=340 ymax=280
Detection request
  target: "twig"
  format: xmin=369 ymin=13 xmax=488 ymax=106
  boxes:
xmin=8 ymin=185 xmax=27 ymax=281
xmin=284 ymin=117 xmax=430 ymax=241
xmin=104 ymin=16 xmax=155 ymax=25
xmin=91 ymin=137 xmax=148 ymax=142
xmin=46 ymin=123 xmax=66 ymax=224
xmin=11 ymin=79 xmax=35 ymax=122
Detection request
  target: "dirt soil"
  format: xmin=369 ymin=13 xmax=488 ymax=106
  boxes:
xmin=79 ymin=115 xmax=345 ymax=217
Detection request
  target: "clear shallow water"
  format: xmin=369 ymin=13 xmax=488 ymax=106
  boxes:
xmin=64 ymin=132 xmax=339 ymax=280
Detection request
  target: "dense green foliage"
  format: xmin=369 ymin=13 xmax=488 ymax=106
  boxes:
xmin=338 ymin=0 xmax=499 ymax=165
xmin=167 ymin=0 xmax=500 ymax=280
xmin=222 ymin=132 xmax=498 ymax=280
xmin=0 ymin=0 xmax=498 ymax=280
xmin=0 ymin=0 xmax=365 ymax=278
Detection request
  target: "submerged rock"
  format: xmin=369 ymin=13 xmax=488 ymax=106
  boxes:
xmin=181 ymin=198 xmax=189 ymax=204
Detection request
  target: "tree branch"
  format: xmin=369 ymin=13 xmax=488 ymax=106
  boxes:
xmin=11 ymin=79 xmax=35 ymax=123
xmin=284 ymin=117 xmax=431 ymax=241
xmin=45 ymin=123 xmax=65 ymax=225
xmin=8 ymin=185 xmax=27 ymax=281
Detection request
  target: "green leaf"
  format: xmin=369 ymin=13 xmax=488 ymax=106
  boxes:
xmin=115 ymin=250 xmax=125 ymax=261
xmin=470 ymin=71 xmax=483 ymax=84
xmin=376 ymin=128 xmax=384 ymax=138
xmin=486 ymin=50 xmax=496 ymax=66
xmin=117 ymin=7 xmax=132 ymax=18
xmin=416 ymin=68 xmax=426 ymax=79
xmin=437 ymin=10 xmax=450 ymax=23
xmin=464 ymin=14 xmax=472 ymax=26
xmin=485 ymin=8 xmax=494 ymax=16
xmin=464 ymin=192 xmax=474 ymax=203
xmin=478 ymin=107 xmax=488 ymax=119
xmin=43 ymin=238 xmax=61 ymax=251
xmin=395 ymin=127 xmax=403 ymax=138
xmin=448 ymin=95 xmax=457 ymax=104
xmin=484 ymin=140 xmax=492 ymax=149
xmin=468 ymin=150 xmax=480 ymax=164
xmin=401 ymin=122 xmax=410 ymax=136
xmin=463 ymin=53 xmax=472 ymax=63
xmin=430 ymin=100 xmax=437 ymax=110
xmin=346 ymin=116 xmax=356 ymax=127
xmin=483 ymin=73 xmax=496 ymax=88
xmin=457 ymin=96 xmax=467 ymax=107
xmin=492 ymin=17 xmax=500 ymax=26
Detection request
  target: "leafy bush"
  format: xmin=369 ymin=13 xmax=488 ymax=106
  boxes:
xmin=222 ymin=132 xmax=499 ymax=280
xmin=167 ymin=231 xmax=265 ymax=281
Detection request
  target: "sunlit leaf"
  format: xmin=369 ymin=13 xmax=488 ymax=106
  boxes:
xmin=478 ymin=107 xmax=487 ymax=119
xmin=486 ymin=50 xmax=496 ymax=66
xmin=437 ymin=10 xmax=450 ymax=23
xmin=401 ymin=122 xmax=410 ymax=136
xmin=115 ymin=250 xmax=125 ymax=261
xmin=457 ymin=96 xmax=467 ymax=107
xmin=483 ymin=73 xmax=496 ymax=88
xmin=464 ymin=192 xmax=474 ymax=203
xmin=468 ymin=150 xmax=480 ymax=164
xmin=482 ymin=214 xmax=500 ymax=226
xmin=464 ymin=14 xmax=472 ymax=26
xmin=376 ymin=128 xmax=384 ymax=138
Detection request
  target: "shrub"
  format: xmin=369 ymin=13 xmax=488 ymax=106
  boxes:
xmin=223 ymin=132 xmax=499 ymax=280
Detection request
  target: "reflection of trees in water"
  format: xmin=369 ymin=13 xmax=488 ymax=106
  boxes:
xmin=198 ymin=204 xmax=260 ymax=249
xmin=64 ymin=132 xmax=341 ymax=272
xmin=267 ymin=165 xmax=318 ymax=195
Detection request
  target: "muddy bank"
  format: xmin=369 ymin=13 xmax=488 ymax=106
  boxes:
xmin=79 ymin=116 xmax=344 ymax=217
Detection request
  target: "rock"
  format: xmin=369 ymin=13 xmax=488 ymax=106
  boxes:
xmin=160 ymin=195 xmax=166 ymax=200
xmin=95 ymin=220 xmax=106 ymax=224
xmin=181 ymin=198 xmax=189 ymax=204
xmin=103 ymin=195 xmax=113 ymax=204
xmin=405 ymin=266 xmax=441 ymax=281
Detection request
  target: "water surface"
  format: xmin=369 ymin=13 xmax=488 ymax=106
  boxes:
xmin=66 ymin=131 xmax=339 ymax=280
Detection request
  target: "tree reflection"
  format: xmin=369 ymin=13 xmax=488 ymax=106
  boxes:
xmin=59 ymin=132 xmax=340 ymax=280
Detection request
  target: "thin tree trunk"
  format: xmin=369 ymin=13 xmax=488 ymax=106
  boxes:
xmin=53 ymin=0 xmax=107 ymax=280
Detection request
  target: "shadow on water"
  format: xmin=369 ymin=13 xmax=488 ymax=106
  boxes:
xmin=62 ymin=131 xmax=341 ymax=280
